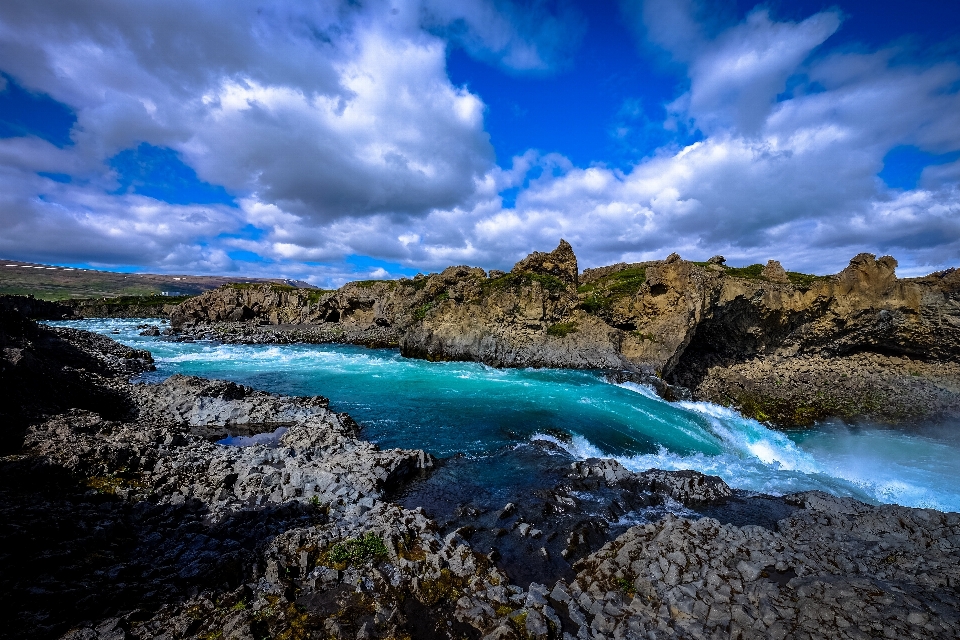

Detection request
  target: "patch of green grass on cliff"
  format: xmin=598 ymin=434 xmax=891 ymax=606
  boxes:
xmin=722 ymin=264 xmax=765 ymax=280
xmin=304 ymin=289 xmax=331 ymax=303
xmin=731 ymin=391 xmax=884 ymax=428
xmin=482 ymin=271 xmax=568 ymax=294
xmin=786 ymin=271 xmax=834 ymax=289
xmin=720 ymin=265 xmax=832 ymax=289
xmin=320 ymin=533 xmax=389 ymax=570
xmin=578 ymin=267 xmax=647 ymax=314
xmin=547 ymin=321 xmax=579 ymax=337
xmin=413 ymin=302 xmax=434 ymax=320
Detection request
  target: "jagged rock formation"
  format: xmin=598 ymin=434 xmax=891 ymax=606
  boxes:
xmin=167 ymin=243 xmax=960 ymax=426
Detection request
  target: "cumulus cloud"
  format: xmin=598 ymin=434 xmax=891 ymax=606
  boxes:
xmin=0 ymin=0 xmax=577 ymax=278
xmin=440 ymin=1 xmax=960 ymax=275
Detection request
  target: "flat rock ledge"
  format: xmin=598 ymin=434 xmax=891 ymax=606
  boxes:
xmin=2 ymin=318 xmax=959 ymax=640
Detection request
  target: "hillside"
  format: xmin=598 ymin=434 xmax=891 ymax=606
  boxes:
xmin=0 ymin=259 xmax=314 ymax=300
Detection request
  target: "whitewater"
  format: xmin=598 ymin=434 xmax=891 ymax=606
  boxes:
xmin=52 ymin=318 xmax=960 ymax=512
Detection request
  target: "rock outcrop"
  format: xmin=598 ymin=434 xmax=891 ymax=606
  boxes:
xmin=166 ymin=244 xmax=960 ymax=427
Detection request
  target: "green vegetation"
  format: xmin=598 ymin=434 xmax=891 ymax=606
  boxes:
xmin=483 ymin=271 xmax=568 ymax=294
xmin=722 ymin=264 xmax=765 ymax=279
xmin=578 ymin=267 xmax=647 ymax=314
xmin=615 ymin=576 xmax=637 ymax=597
xmin=352 ymin=279 xmax=397 ymax=289
xmin=731 ymin=390 xmax=884 ymax=428
xmin=413 ymin=302 xmax=434 ymax=320
xmin=720 ymin=264 xmax=833 ymax=289
xmin=785 ymin=271 xmax=834 ymax=289
xmin=320 ymin=533 xmax=389 ymax=569
xmin=546 ymin=321 xmax=579 ymax=337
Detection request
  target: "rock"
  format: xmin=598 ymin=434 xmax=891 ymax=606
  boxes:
xmin=511 ymin=239 xmax=579 ymax=286
xmin=707 ymin=255 xmax=726 ymax=265
xmin=158 ymin=245 xmax=960 ymax=426
xmin=761 ymin=260 xmax=789 ymax=283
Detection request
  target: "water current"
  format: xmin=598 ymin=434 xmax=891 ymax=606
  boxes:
xmin=51 ymin=318 xmax=960 ymax=512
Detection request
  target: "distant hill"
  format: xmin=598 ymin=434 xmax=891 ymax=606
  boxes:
xmin=0 ymin=259 xmax=315 ymax=300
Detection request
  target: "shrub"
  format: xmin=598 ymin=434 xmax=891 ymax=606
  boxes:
xmin=546 ymin=321 xmax=578 ymax=337
xmin=323 ymin=533 xmax=389 ymax=568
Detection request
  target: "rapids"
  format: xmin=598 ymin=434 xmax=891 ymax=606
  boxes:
xmin=50 ymin=318 xmax=960 ymax=512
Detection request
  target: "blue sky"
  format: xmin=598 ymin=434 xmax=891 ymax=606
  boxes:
xmin=0 ymin=0 xmax=958 ymax=285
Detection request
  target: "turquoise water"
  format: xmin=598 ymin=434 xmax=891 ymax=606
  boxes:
xmin=52 ymin=318 xmax=960 ymax=512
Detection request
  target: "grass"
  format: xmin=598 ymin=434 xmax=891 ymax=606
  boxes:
xmin=720 ymin=264 xmax=833 ymax=289
xmin=483 ymin=271 xmax=569 ymax=294
xmin=578 ymin=267 xmax=647 ymax=314
xmin=320 ymin=533 xmax=389 ymax=569
xmin=546 ymin=321 xmax=579 ymax=337
xmin=722 ymin=264 xmax=765 ymax=280
xmin=615 ymin=576 xmax=637 ymax=597
xmin=786 ymin=271 xmax=834 ymax=289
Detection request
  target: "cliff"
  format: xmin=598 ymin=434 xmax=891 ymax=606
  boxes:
xmin=168 ymin=242 xmax=960 ymax=426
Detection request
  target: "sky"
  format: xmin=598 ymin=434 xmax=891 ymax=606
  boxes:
xmin=0 ymin=0 xmax=958 ymax=285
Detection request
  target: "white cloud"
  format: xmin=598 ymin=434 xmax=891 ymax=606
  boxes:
xmin=0 ymin=0 xmax=957 ymax=283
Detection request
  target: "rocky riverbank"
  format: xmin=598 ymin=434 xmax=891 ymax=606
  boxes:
xmin=2 ymin=304 xmax=959 ymax=639
xmin=164 ymin=242 xmax=960 ymax=428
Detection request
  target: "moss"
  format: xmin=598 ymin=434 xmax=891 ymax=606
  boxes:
xmin=418 ymin=568 xmax=464 ymax=606
xmin=199 ymin=632 xmax=223 ymax=640
xmin=276 ymin=603 xmax=311 ymax=640
xmin=304 ymin=289 xmax=331 ymax=303
xmin=720 ymin=265 xmax=832 ymax=288
xmin=722 ymin=264 xmax=765 ymax=279
xmin=731 ymin=389 xmax=885 ymax=428
xmin=507 ymin=610 xmax=529 ymax=636
xmin=578 ymin=267 xmax=647 ymax=315
xmin=319 ymin=532 xmax=389 ymax=569
xmin=615 ymin=576 xmax=637 ymax=597
xmin=84 ymin=473 xmax=146 ymax=495
xmin=396 ymin=534 xmax=427 ymax=562
xmin=413 ymin=302 xmax=433 ymax=320
xmin=631 ymin=330 xmax=656 ymax=341
xmin=786 ymin=271 xmax=833 ymax=289
xmin=483 ymin=271 xmax=568 ymax=294
xmin=546 ymin=321 xmax=578 ymax=337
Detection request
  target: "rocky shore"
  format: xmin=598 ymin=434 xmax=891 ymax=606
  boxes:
xmin=2 ymin=304 xmax=959 ymax=639
xmin=163 ymin=242 xmax=960 ymax=428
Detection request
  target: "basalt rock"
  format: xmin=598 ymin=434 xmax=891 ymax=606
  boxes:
xmin=166 ymin=245 xmax=960 ymax=426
